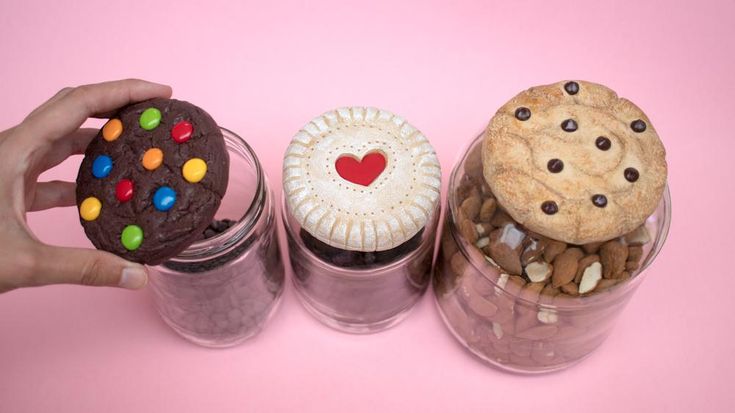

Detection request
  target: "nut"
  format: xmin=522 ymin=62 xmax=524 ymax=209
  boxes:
xmin=521 ymin=238 xmax=547 ymax=266
xmin=537 ymin=308 xmax=558 ymax=324
xmin=625 ymin=261 xmax=640 ymax=272
xmin=574 ymin=254 xmax=600 ymax=284
xmin=479 ymin=198 xmax=497 ymax=222
xmin=552 ymin=247 xmax=583 ymax=287
xmin=475 ymin=237 xmax=490 ymax=249
xmin=475 ymin=223 xmax=493 ymax=236
xmin=460 ymin=195 xmax=482 ymax=220
xmin=494 ymin=273 xmax=509 ymax=295
xmin=492 ymin=322 xmax=504 ymax=339
xmin=486 ymin=227 xmax=523 ymax=275
xmin=628 ymin=246 xmax=643 ymax=264
xmin=525 ymin=261 xmax=552 ymax=283
xmin=582 ymin=242 xmax=603 ymax=254
xmin=519 ymin=281 xmax=544 ymax=302
xmin=600 ymin=241 xmax=629 ymax=279
xmin=625 ymin=225 xmax=651 ymax=246
xmin=467 ymin=295 xmax=498 ymax=317
xmin=578 ymin=261 xmax=602 ymax=294
xmin=543 ymin=240 xmax=567 ymax=262
xmin=490 ymin=210 xmax=514 ymax=227
xmin=560 ymin=282 xmax=579 ymax=296
xmin=596 ymin=278 xmax=619 ymax=292
xmin=459 ymin=218 xmax=478 ymax=244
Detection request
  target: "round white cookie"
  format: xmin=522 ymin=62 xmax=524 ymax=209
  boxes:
xmin=283 ymin=107 xmax=441 ymax=251
xmin=482 ymin=80 xmax=667 ymax=245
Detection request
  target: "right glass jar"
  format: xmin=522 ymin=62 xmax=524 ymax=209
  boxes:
xmin=434 ymin=133 xmax=671 ymax=374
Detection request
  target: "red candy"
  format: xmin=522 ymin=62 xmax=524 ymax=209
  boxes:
xmin=171 ymin=121 xmax=193 ymax=144
xmin=115 ymin=179 xmax=134 ymax=202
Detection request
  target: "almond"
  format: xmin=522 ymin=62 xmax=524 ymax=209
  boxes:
xmin=467 ymin=295 xmax=498 ymax=317
xmin=525 ymin=261 xmax=553 ymax=283
xmin=519 ymin=282 xmax=545 ymax=302
xmin=551 ymin=247 xmax=583 ymax=287
xmin=624 ymin=225 xmax=651 ymax=246
xmin=475 ymin=223 xmax=493 ymax=236
xmin=521 ymin=238 xmax=547 ymax=266
xmin=479 ymin=198 xmax=497 ymax=222
xmin=560 ymin=282 xmax=579 ymax=296
xmin=490 ymin=210 xmax=514 ymax=227
xmin=600 ymin=241 xmax=628 ymax=279
xmin=475 ymin=237 xmax=490 ymax=249
xmin=595 ymin=278 xmax=619 ymax=292
xmin=625 ymin=261 xmax=640 ymax=272
xmin=461 ymin=195 xmax=482 ymax=221
xmin=459 ymin=218 xmax=478 ymax=244
xmin=543 ymin=240 xmax=567 ymax=262
xmin=486 ymin=227 xmax=523 ymax=275
xmin=582 ymin=242 xmax=603 ymax=254
xmin=628 ymin=246 xmax=643 ymax=264
xmin=578 ymin=262 xmax=602 ymax=294
xmin=574 ymin=254 xmax=600 ymax=284
xmin=537 ymin=308 xmax=558 ymax=324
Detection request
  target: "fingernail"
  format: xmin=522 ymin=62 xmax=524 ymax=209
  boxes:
xmin=119 ymin=266 xmax=148 ymax=290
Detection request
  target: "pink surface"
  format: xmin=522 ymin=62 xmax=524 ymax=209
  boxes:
xmin=1 ymin=0 xmax=733 ymax=411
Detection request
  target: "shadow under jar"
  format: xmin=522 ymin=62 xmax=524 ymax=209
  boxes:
xmin=148 ymin=128 xmax=284 ymax=348
xmin=434 ymin=134 xmax=671 ymax=373
xmin=283 ymin=196 xmax=439 ymax=333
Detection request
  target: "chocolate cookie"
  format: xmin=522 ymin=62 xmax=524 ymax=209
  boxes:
xmin=482 ymin=81 xmax=667 ymax=244
xmin=76 ymin=98 xmax=229 ymax=265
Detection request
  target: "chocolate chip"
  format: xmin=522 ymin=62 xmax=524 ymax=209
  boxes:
xmin=595 ymin=136 xmax=611 ymax=150
xmin=592 ymin=194 xmax=608 ymax=208
xmin=541 ymin=201 xmax=558 ymax=215
xmin=547 ymin=159 xmax=564 ymax=173
xmin=631 ymin=119 xmax=647 ymax=132
xmin=561 ymin=119 xmax=578 ymax=132
xmin=564 ymin=81 xmax=580 ymax=95
xmin=624 ymin=167 xmax=640 ymax=182
xmin=515 ymin=107 xmax=531 ymax=121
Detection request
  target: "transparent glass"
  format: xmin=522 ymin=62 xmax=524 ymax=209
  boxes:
xmin=283 ymin=197 xmax=439 ymax=334
xmin=434 ymin=133 xmax=671 ymax=373
xmin=148 ymin=129 xmax=285 ymax=348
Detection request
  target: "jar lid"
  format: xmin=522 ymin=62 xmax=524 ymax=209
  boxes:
xmin=283 ymin=107 xmax=441 ymax=252
xmin=482 ymin=80 xmax=667 ymax=245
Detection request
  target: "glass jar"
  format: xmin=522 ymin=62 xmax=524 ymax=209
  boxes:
xmin=148 ymin=128 xmax=284 ymax=348
xmin=283 ymin=198 xmax=439 ymax=333
xmin=434 ymin=133 xmax=671 ymax=373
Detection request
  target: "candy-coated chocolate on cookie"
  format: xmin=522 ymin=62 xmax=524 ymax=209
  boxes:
xmin=76 ymin=98 xmax=229 ymax=264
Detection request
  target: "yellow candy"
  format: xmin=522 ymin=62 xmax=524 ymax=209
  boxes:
xmin=182 ymin=158 xmax=207 ymax=183
xmin=142 ymin=148 xmax=163 ymax=170
xmin=102 ymin=118 xmax=123 ymax=142
xmin=79 ymin=197 xmax=102 ymax=221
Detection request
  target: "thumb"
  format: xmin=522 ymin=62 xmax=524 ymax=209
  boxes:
xmin=33 ymin=245 xmax=148 ymax=289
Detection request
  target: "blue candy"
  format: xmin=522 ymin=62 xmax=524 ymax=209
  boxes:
xmin=92 ymin=155 xmax=113 ymax=178
xmin=153 ymin=186 xmax=176 ymax=212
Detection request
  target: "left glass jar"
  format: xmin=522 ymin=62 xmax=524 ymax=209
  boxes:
xmin=148 ymin=128 xmax=285 ymax=348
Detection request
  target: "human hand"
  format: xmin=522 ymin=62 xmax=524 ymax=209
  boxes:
xmin=0 ymin=79 xmax=172 ymax=293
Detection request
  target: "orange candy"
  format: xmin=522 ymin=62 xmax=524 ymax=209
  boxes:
xmin=102 ymin=119 xmax=123 ymax=142
xmin=142 ymin=148 xmax=164 ymax=170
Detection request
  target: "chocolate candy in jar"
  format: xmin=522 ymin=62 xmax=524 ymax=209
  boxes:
xmin=75 ymin=98 xmax=284 ymax=347
xmin=282 ymin=107 xmax=442 ymax=333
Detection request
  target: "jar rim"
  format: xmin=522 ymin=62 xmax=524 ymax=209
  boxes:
xmin=280 ymin=192 xmax=439 ymax=277
xmin=163 ymin=127 xmax=267 ymax=262
xmin=447 ymin=131 xmax=672 ymax=309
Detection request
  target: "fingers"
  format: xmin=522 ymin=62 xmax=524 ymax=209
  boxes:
xmin=29 ymin=181 xmax=76 ymax=211
xmin=21 ymin=79 xmax=172 ymax=144
xmin=38 ymin=127 xmax=98 ymax=171
xmin=31 ymin=245 xmax=148 ymax=290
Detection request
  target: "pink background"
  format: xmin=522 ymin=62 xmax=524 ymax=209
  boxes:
xmin=1 ymin=0 xmax=733 ymax=411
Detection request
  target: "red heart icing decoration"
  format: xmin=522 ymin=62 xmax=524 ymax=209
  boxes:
xmin=335 ymin=152 xmax=386 ymax=186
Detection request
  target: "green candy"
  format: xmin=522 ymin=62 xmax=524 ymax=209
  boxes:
xmin=121 ymin=225 xmax=144 ymax=251
xmin=139 ymin=108 xmax=161 ymax=130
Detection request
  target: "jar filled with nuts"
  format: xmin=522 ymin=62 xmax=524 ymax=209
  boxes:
xmin=148 ymin=129 xmax=285 ymax=348
xmin=434 ymin=81 xmax=671 ymax=373
xmin=282 ymin=107 xmax=442 ymax=333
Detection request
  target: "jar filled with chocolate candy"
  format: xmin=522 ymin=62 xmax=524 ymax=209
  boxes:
xmin=434 ymin=81 xmax=671 ymax=373
xmin=282 ymin=107 xmax=441 ymax=333
xmin=148 ymin=128 xmax=284 ymax=347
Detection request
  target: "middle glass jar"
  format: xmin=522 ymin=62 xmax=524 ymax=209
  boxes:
xmin=282 ymin=107 xmax=442 ymax=333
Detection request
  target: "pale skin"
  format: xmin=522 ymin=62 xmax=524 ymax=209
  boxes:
xmin=0 ymin=79 xmax=173 ymax=294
